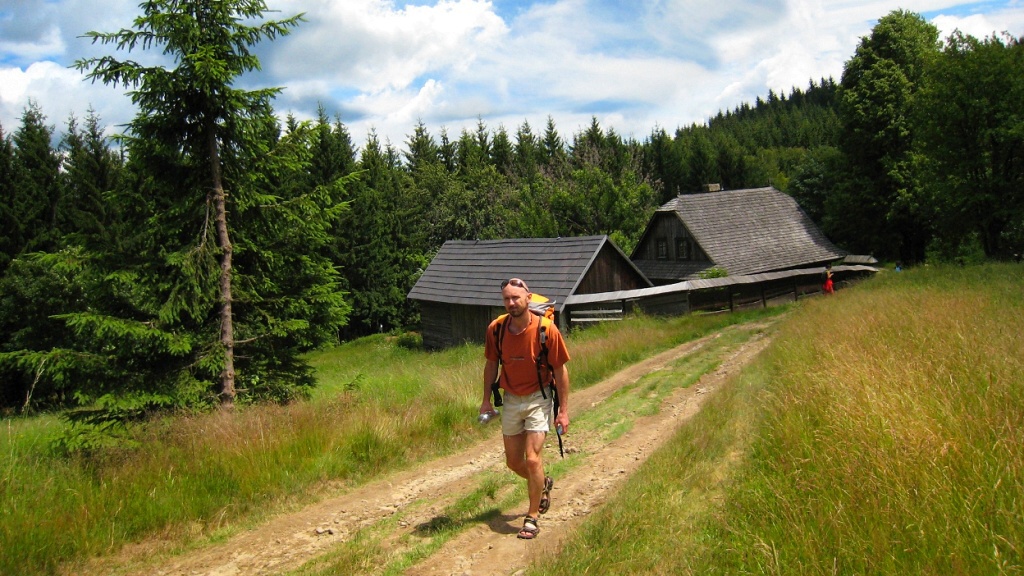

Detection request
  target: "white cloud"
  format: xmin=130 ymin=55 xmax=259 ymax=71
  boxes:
xmin=933 ymin=11 xmax=1024 ymax=40
xmin=270 ymin=0 xmax=507 ymax=93
xmin=0 ymin=25 xmax=65 ymax=61
xmin=346 ymin=78 xmax=450 ymax=141
xmin=705 ymin=0 xmax=856 ymax=107
xmin=0 ymin=61 xmax=132 ymax=136
xmin=1 ymin=0 xmax=1023 ymax=149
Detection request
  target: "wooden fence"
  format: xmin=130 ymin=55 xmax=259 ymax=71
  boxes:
xmin=563 ymin=265 xmax=877 ymax=327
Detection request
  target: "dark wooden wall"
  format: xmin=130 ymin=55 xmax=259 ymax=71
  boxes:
xmin=634 ymin=214 xmax=709 ymax=263
xmin=421 ymin=301 xmax=500 ymax=350
xmin=576 ymin=244 xmax=650 ymax=295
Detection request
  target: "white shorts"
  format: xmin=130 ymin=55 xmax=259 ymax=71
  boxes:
xmin=500 ymin=390 xmax=552 ymax=436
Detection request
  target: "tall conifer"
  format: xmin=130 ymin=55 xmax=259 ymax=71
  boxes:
xmin=74 ymin=0 xmax=304 ymax=407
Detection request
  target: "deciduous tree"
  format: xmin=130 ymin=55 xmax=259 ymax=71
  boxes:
xmin=917 ymin=32 xmax=1024 ymax=259
xmin=838 ymin=9 xmax=940 ymax=262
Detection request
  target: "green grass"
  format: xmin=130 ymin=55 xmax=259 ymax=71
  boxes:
xmin=528 ymin=347 xmax=764 ymax=575
xmin=529 ymin=263 xmax=1024 ymax=575
xmin=19 ymin=262 xmax=1021 ymax=576
xmin=0 ymin=307 xmax=781 ymax=576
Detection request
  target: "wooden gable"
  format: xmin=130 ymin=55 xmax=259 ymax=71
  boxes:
xmin=631 ymin=212 xmax=714 ymax=284
xmin=631 ymin=187 xmax=846 ymax=283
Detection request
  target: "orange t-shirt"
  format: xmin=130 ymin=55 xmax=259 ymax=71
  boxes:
xmin=485 ymin=314 xmax=570 ymax=397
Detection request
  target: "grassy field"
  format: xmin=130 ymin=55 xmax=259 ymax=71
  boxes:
xmin=6 ymin=263 xmax=1019 ymax=575
xmin=531 ymin=263 xmax=1024 ymax=575
xmin=0 ymin=304 xmax=773 ymax=576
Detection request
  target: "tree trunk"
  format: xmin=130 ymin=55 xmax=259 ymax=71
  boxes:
xmin=209 ymin=130 xmax=236 ymax=407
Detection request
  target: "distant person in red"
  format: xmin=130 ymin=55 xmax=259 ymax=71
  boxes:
xmin=823 ymin=264 xmax=835 ymax=294
xmin=481 ymin=278 xmax=570 ymax=540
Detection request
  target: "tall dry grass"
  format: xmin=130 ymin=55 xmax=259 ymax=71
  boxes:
xmin=726 ymin=264 xmax=1024 ymax=574
xmin=532 ymin=264 xmax=1023 ymax=575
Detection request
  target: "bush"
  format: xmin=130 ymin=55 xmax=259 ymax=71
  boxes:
xmin=395 ymin=331 xmax=423 ymax=350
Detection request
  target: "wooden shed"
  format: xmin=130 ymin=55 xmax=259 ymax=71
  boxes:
xmin=631 ymin=186 xmax=847 ymax=284
xmin=408 ymin=236 xmax=651 ymax=349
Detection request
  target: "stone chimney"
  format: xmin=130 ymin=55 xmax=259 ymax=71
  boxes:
xmin=703 ymin=183 xmax=721 ymax=192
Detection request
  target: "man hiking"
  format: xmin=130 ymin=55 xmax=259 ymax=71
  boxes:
xmin=481 ymin=277 xmax=570 ymax=540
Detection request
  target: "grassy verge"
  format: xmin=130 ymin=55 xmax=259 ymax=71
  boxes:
xmin=0 ymin=307 xmax=781 ymax=576
xmin=529 ymin=342 xmax=765 ymax=575
xmin=531 ymin=263 xmax=1024 ymax=574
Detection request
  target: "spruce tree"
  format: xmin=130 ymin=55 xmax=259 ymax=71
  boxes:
xmin=490 ymin=125 xmax=514 ymax=176
xmin=644 ymin=127 xmax=683 ymax=202
xmin=404 ymin=119 xmax=439 ymax=173
xmin=11 ymin=102 xmax=62 ymax=255
xmin=58 ymin=110 xmax=123 ymax=248
xmin=310 ymin=105 xmax=357 ymax=189
xmin=0 ymin=124 xmax=17 ymax=270
xmin=438 ymin=127 xmax=458 ymax=173
xmin=541 ymin=115 xmax=568 ymax=176
xmin=339 ymin=133 xmax=415 ymax=337
xmin=74 ymin=0 xmax=305 ymax=407
xmin=513 ymin=120 xmax=542 ymax=181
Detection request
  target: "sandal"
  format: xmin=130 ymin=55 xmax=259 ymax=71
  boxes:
xmin=517 ymin=515 xmax=540 ymax=540
xmin=539 ymin=476 xmax=554 ymax=514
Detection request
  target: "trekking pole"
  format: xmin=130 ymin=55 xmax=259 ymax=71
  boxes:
xmin=552 ymin=383 xmax=564 ymax=458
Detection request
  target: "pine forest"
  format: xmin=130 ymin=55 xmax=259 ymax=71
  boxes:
xmin=0 ymin=4 xmax=1022 ymax=436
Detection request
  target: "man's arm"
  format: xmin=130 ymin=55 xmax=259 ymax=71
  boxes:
xmin=482 ymin=358 xmax=499 ymax=413
xmin=552 ymin=363 xmax=569 ymax=432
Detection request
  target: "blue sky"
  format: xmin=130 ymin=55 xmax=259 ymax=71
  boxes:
xmin=1 ymin=0 xmax=1022 ymax=151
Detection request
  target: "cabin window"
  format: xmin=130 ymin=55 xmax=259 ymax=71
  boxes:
xmin=656 ymin=238 xmax=668 ymax=260
xmin=675 ymin=238 xmax=691 ymax=261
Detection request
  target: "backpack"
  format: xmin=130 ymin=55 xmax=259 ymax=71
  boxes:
xmin=525 ymin=292 xmax=556 ymax=322
xmin=490 ymin=293 xmax=557 ymax=407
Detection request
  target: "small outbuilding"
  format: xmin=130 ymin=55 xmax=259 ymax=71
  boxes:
xmin=408 ymin=235 xmax=651 ymax=349
xmin=631 ymin=186 xmax=847 ymax=284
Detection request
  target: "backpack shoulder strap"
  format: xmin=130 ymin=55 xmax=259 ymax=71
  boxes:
xmin=494 ymin=313 xmax=510 ymax=364
xmin=491 ymin=314 xmax=511 ymax=404
xmin=535 ymin=315 xmax=555 ymax=398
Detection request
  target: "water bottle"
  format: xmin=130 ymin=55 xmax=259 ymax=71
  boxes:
xmin=478 ymin=410 xmax=499 ymax=424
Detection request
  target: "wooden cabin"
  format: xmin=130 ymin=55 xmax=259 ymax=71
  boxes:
xmin=631 ymin=186 xmax=847 ymax=284
xmin=407 ymin=235 xmax=651 ymax=349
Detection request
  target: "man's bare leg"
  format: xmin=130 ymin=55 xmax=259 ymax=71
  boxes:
xmin=503 ymin=431 xmax=547 ymax=518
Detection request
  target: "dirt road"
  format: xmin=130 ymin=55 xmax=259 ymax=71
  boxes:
xmin=91 ymin=322 xmax=774 ymax=576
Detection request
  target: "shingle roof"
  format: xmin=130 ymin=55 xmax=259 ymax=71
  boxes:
xmin=660 ymin=187 xmax=846 ymax=276
xmin=842 ymin=254 xmax=879 ymax=265
xmin=407 ymin=236 xmax=623 ymax=310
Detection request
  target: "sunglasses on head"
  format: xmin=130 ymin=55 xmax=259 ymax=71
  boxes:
xmin=501 ymin=278 xmax=528 ymax=290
